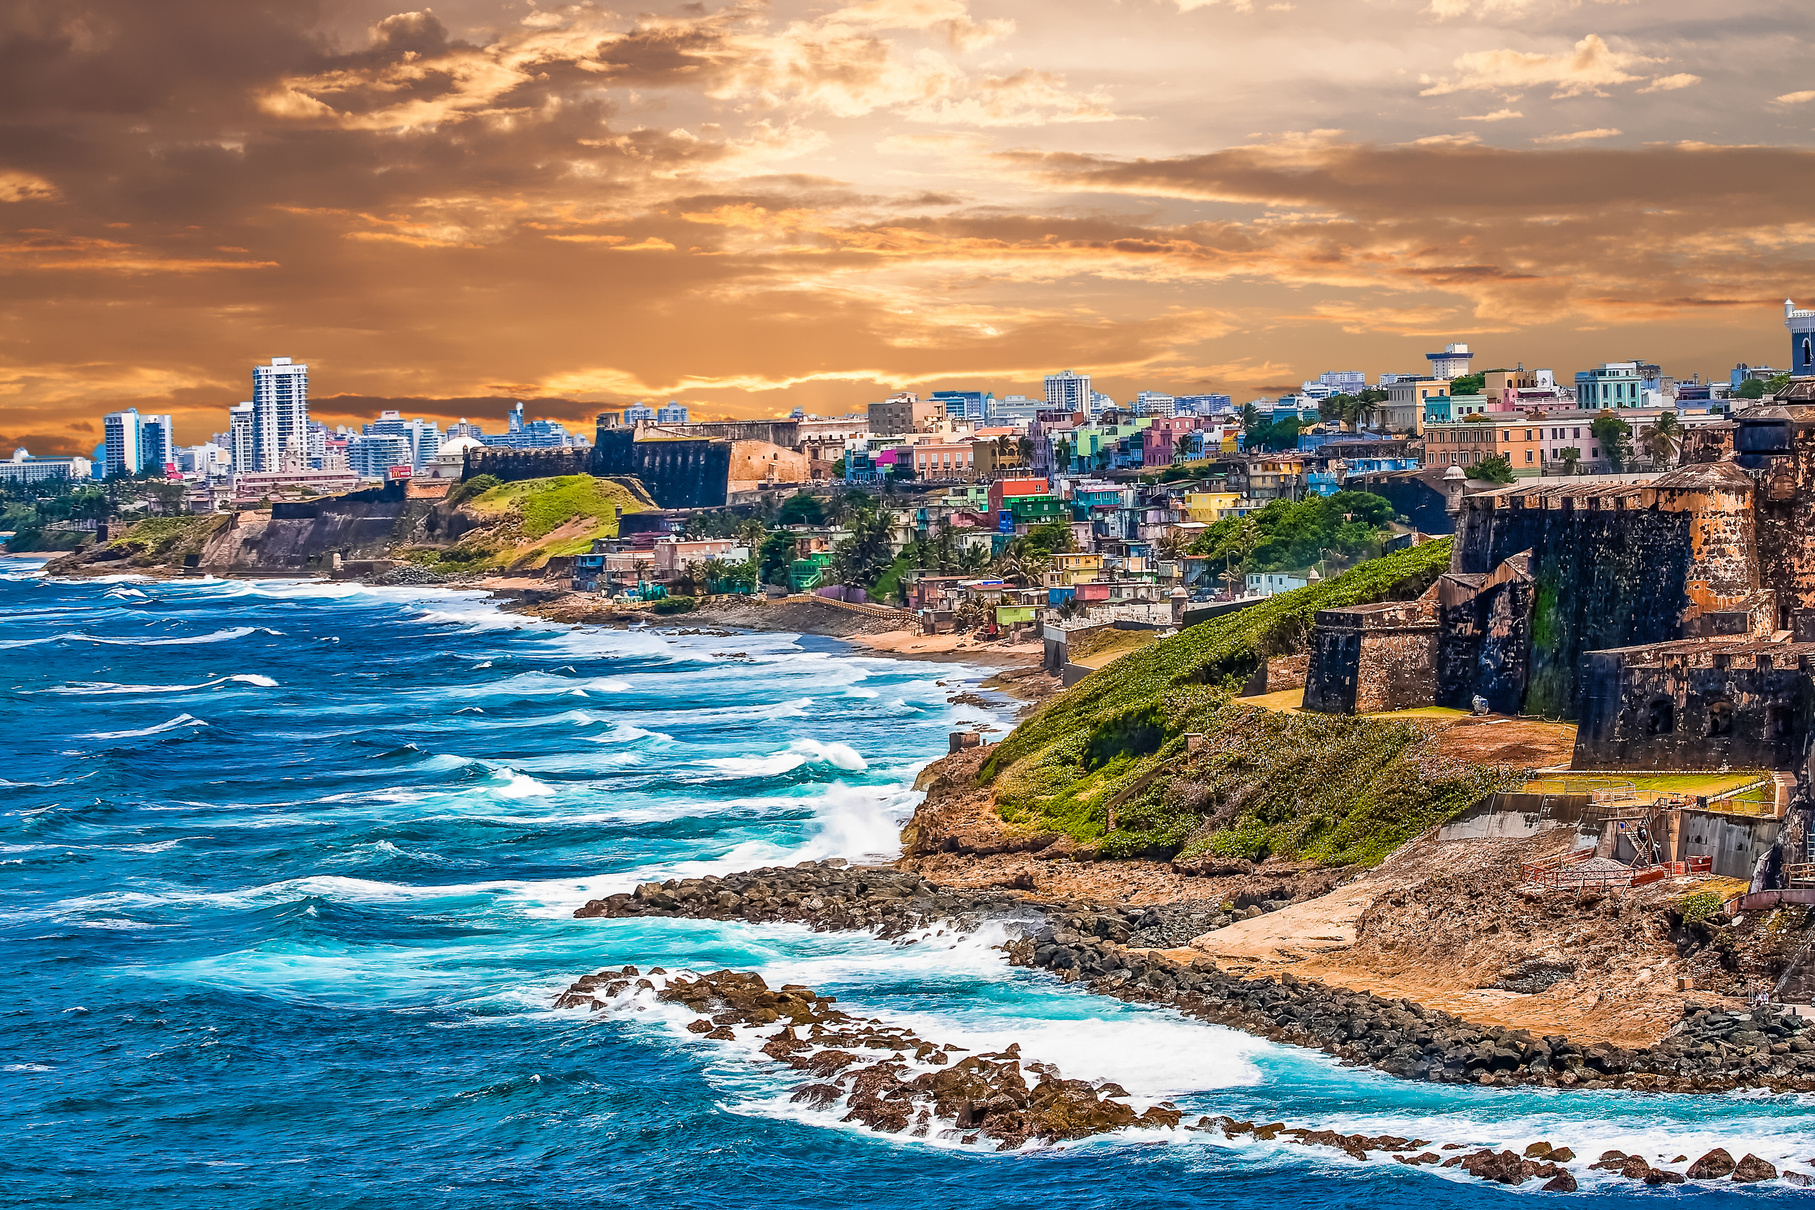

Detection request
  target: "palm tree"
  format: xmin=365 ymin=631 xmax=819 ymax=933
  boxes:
xmin=955 ymin=542 xmax=990 ymax=575
xmin=992 ymin=537 xmax=1049 ymax=587
xmin=1643 ymin=412 xmax=1683 ymax=469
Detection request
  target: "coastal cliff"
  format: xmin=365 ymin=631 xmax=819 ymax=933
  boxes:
xmin=41 ymin=474 xmax=652 ymax=580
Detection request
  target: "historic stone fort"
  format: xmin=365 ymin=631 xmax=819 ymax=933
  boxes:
xmin=1304 ymin=388 xmax=1815 ymax=776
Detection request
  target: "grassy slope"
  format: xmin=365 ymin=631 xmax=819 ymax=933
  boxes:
xmin=108 ymin=515 xmax=229 ymax=565
xmin=414 ymin=476 xmax=651 ymax=572
xmin=979 ymin=540 xmax=1520 ymax=866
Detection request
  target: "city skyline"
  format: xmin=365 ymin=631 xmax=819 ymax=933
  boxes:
xmin=3 ymin=0 xmax=1813 ymax=455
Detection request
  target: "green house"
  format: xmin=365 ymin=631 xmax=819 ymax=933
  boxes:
xmin=789 ymin=553 xmax=832 ymax=591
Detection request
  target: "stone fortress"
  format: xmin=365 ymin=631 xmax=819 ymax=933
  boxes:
xmin=1303 ymin=382 xmax=1815 ymax=776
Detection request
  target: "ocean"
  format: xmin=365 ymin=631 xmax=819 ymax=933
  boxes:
xmin=1 ymin=552 xmax=1810 ymax=1207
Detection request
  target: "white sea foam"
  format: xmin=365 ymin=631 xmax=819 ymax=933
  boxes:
xmin=32 ymin=625 xmax=264 ymax=648
xmin=491 ymin=768 xmax=556 ymax=799
xmin=42 ymin=673 xmax=276 ymax=695
xmin=80 ymin=713 xmax=210 ymax=739
xmin=704 ymin=738 xmax=867 ymax=778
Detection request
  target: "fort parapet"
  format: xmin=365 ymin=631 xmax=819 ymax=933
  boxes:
xmin=1306 ymin=397 xmax=1815 ymax=776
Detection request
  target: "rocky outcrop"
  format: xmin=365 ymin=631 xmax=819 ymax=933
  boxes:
xmin=576 ymin=860 xmax=1815 ymax=1096
xmin=556 ymin=967 xmax=1181 ymax=1150
xmin=573 ymin=860 xmax=1021 ymax=938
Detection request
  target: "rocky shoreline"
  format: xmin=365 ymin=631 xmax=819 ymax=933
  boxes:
xmin=553 ymin=962 xmax=1804 ymax=1188
xmin=576 ymin=860 xmax=1815 ymax=1096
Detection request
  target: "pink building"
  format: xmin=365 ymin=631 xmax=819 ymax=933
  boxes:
xmin=1141 ymin=416 xmax=1202 ymax=467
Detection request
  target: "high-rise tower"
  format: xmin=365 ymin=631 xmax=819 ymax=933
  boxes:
xmin=251 ymin=357 xmax=309 ymax=471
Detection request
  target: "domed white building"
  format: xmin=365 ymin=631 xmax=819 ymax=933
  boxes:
xmin=421 ymin=429 xmax=486 ymax=480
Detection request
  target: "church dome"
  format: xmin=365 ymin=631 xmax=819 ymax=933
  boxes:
xmin=435 ymin=434 xmax=485 ymax=457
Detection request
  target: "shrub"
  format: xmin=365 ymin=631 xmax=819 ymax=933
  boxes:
xmin=651 ymin=595 xmax=696 ymax=614
xmin=446 ymin=474 xmax=501 ymax=507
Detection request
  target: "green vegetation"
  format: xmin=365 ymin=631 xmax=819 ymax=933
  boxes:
xmin=1315 ymin=389 xmax=1388 ymax=429
xmin=1140 ymin=459 xmax=1216 ymax=485
xmin=103 ymin=515 xmax=228 ymax=565
xmin=410 ymin=475 xmax=650 ymax=572
xmin=1448 ymin=372 xmax=1487 ymax=396
xmin=1675 ymin=890 xmax=1726 ymax=926
xmin=824 ymin=506 xmax=895 ymax=589
xmin=650 ymin=595 xmax=697 ymax=615
xmin=758 ymin=531 xmax=797 ymax=587
xmin=1087 ymin=706 xmax=1513 ymax=864
xmin=1242 ymin=416 xmax=1301 ymax=452
xmin=1735 ymin=372 xmax=1792 ymax=401
xmin=981 ymin=541 xmax=1480 ymax=865
xmin=444 ymin=474 xmax=501 ymax=507
xmin=1590 ymin=412 xmax=1632 ymax=472
xmin=1465 ymin=453 xmax=1516 ymax=484
xmin=777 ymin=491 xmax=824 ymax=526
xmin=1188 ymin=491 xmax=1395 ymax=577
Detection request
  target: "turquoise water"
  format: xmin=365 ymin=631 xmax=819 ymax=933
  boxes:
xmin=1 ymin=554 xmax=1810 ymax=1207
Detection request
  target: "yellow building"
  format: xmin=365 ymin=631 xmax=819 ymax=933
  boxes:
xmin=1043 ymin=552 xmax=1105 ymax=587
xmin=1483 ymin=368 xmax=1537 ymax=408
xmin=1183 ymin=490 xmax=1244 ymax=523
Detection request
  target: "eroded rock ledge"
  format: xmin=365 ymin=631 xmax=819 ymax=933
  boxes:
xmin=573 ymin=861 xmax=1815 ymax=1095
xmin=555 ymin=966 xmax=1808 ymax=1188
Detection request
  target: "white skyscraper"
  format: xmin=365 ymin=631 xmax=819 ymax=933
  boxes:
xmin=251 ymin=357 xmax=309 ymax=472
xmin=1044 ymin=370 xmax=1091 ymax=413
xmin=103 ymin=409 xmax=143 ymax=478
xmin=228 ymin=403 xmax=255 ymax=476
xmin=1133 ymin=391 xmax=1176 ymax=418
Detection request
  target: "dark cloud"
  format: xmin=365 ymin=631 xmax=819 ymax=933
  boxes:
xmin=2 ymin=0 xmax=1812 ymax=456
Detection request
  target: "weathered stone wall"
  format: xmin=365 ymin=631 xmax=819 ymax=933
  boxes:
xmin=634 ymin=438 xmax=731 ymax=508
xmin=589 ymin=423 xmax=731 ymax=508
xmin=197 ymin=490 xmax=418 ymax=575
xmin=1572 ymin=642 xmax=1814 ymax=770
xmin=728 ymin=439 xmax=809 ymax=491
xmin=1433 ymin=566 xmax=1536 ymax=713
xmin=1302 ymin=601 xmax=1439 ymax=714
xmin=1454 ymin=490 xmax=1694 ymax=718
xmin=463 ymin=447 xmax=591 ymax=482
xmin=1745 ymin=422 xmax=1815 ymax=620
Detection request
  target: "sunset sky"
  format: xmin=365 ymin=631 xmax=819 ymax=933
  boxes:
xmin=3 ymin=0 xmax=1813 ymax=453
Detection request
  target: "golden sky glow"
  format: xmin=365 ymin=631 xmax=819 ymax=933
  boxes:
xmin=2 ymin=0 xmax=1812 ymax=451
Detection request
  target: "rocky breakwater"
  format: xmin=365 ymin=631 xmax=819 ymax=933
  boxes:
xmin=555 ymin=966 xmax=1182 ymax=1150
xmin=573 ymin=859 xmax=1025 ymax=939
xmin=1016 ymin=909 xmax=1815 ymax=1094
xmin=555 ymin=969 xmax=1811 ymax=1189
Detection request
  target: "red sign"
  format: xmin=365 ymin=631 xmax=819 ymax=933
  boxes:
xmin=387 ymin=465 xmax=414 ymax=480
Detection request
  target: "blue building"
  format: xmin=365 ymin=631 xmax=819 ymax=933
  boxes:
xmin=1788 ymin=300 xmax=1815 ymax=377
xmin=495 ymin=402 xmax=582 ymax=447
xmin=930 ymin=390 xmax=992 ymax=423
xmin=1173 ymin=394 xmax=1233 ymax=415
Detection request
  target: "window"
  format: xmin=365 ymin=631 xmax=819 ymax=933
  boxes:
xmin=1573 ymin=427 xmax=1581 ymax=439
xmin=1525 ymin=449 xmax=1534 ymax=462
xmin=1769 ymin=703 xmax=1793 ymax=740
xmin=1647 ymin=699 xmax=1675 ymax=735
xmin=1707 ymin=699 xmax=1734 ymax=738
